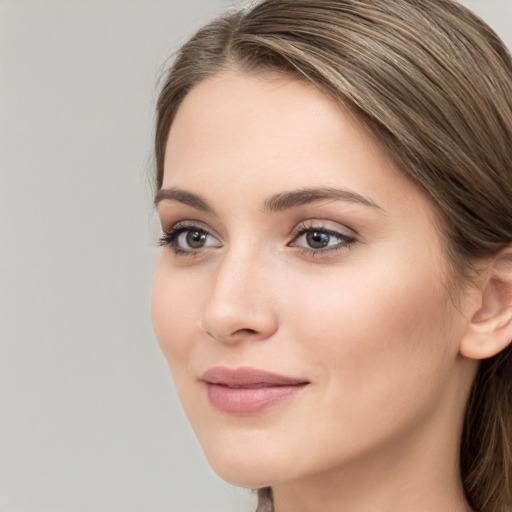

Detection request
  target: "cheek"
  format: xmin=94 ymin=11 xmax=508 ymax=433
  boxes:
xmin=151 ymin=261 xmax=202 ymax=370
xmin=267 ymin=255 xmax=461 ymax=470
xmin=281 ymin=250 xmax=456 ymax=400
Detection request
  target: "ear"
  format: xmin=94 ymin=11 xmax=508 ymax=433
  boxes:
xmin=460 ymin=247 xmax=512 ymax=360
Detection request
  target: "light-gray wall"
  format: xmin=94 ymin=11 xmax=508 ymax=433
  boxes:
xmin=0 ymin=1 xmax=510 ymax=511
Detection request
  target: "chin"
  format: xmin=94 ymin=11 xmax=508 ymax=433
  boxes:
xmin=200 ymin=441 xmax=293 ymax=489
xmin=203 ymin=450 xmax=271 ymax=488
xmin=210 ymin=466 xmax=271 ymax=489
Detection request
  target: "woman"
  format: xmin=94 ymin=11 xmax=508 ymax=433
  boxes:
xmin=151 ymin=1 xmax=512 ymax=511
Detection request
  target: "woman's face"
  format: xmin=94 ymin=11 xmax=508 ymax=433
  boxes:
xmin=152 ymin=71 xmax=476 ymax=489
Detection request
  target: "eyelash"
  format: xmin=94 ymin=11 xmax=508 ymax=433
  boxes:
xmin=158 ymin=221 xmax=357 ymax=257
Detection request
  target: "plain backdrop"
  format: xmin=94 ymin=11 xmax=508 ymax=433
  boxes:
xmin=0 ymin=1 xmax=510 ymax=511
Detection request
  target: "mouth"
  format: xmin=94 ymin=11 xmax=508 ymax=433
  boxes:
xmin=200 ymin=366 xmax=310 ymax=415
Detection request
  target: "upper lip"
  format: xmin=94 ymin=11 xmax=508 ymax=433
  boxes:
xmin=200 ymin=366 xmax=309 ymax=388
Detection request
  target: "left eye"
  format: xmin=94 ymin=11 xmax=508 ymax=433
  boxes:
xmin=300 ymin=230 xmax=336 ymax=249
xmin=292 ymin=227 xmax=355 ymax=251
xmin=176 ymin=229 xmax=217 ymax=249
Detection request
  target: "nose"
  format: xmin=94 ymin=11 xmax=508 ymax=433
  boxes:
xmin=200 ymin=247 xmax=279 ymax=344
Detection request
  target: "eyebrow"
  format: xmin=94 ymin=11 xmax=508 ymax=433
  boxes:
xmin=154 ymin=187 xmax=213 ymax=212
xmin=154 ymin=186 xmax=382 ymax=213
xmin=264 ymin=187 xmax=382 ymax=212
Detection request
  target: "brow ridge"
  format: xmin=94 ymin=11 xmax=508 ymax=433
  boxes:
xmin=154 ymin=187 xmax=213 ymax=212
xmin=264 ymin=187 xmax=381 ymax=212
xmin=154 ymin=186 xmax=381 ymax=214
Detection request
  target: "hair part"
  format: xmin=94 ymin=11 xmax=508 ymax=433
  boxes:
xmin=155 ymin=1 xmax=512 ymax=511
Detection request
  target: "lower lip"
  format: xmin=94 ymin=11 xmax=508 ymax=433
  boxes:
xmin=205 ymin=383 xmax=308 ymax=415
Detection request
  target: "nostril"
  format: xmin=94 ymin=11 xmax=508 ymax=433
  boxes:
xmin=205 ymin=327 xmax=260 ymax=343
xmin=206 ymin=329 xmax=258 ymax=340
xmin=233 ymin=328 xmax=258 ymax=336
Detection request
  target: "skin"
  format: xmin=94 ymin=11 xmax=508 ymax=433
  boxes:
xmin=152 ymin=71 xmax=481 ymax=512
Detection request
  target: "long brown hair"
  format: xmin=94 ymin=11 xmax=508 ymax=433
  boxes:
xmin=154 ymin=1 xmax=512 ymax=511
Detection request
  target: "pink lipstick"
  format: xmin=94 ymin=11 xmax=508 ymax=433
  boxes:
xmin=200 ymin=366 xmax=309 ymax=415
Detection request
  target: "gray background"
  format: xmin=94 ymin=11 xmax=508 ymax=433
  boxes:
xmin=0 ymin=1 xmax=510 ymax=511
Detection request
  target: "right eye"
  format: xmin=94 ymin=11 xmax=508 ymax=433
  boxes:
xmin=159 ymin=224 xmax=222 ymax=255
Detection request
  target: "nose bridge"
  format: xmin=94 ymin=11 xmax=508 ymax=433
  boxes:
xmin=201 ymin=241 xmax=277 ymax=342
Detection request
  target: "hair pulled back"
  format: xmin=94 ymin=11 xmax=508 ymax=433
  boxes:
xmin=154 ymin=1 xmax=512 ymax=511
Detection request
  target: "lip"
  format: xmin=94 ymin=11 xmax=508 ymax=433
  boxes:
xmin=200 ymin=366 xmax=310 ymax=415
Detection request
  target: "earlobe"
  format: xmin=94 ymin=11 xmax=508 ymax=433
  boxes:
xmin=460 ymin=248 xmax=512 ymax=360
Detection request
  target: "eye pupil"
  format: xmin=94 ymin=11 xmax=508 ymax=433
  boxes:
xmin=306 ymin=231 xmax=330 ymax=248
xmin=186 ymin=230 xmax=207 ymax=248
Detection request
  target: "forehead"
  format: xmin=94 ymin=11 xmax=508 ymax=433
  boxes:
xmin=163 ymin=71 xmax=408 ymax=204
xmin=165 ymin=72 xmax=340 ymax=168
